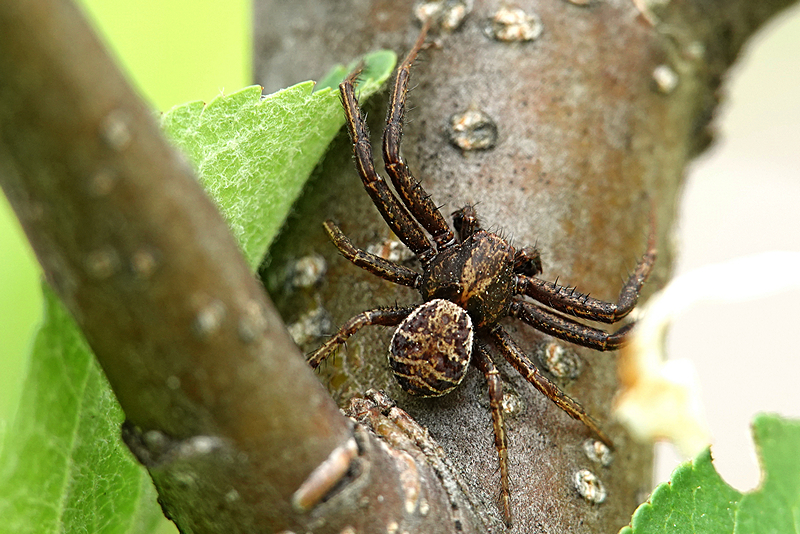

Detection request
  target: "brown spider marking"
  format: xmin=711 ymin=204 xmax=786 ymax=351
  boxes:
xmin=390 ymin=299 xmax=473 ymax=396
xmin=308 ymin=22 xmax=656 ymax=527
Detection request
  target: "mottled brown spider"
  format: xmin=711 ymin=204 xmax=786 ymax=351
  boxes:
xmin=308 ymin=25 xmax=656 ymax=526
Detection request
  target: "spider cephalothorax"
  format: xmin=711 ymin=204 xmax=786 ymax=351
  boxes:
xmin=308 ymin=25 xmax=656 ymax=526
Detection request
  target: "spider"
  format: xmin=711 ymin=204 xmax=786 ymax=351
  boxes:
xmin=308 ymin=24 xmax=656 ymax=526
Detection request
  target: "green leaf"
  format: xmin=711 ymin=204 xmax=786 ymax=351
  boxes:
xmin=735 ymin=414 xmax=800 ymax=534
xmin=0 ymin=51 xmax=396 ymax=534
xmin=620 ymin=414 xmax=800 ymax=534
xmin=161 ymin=49 xmax=397 ymax=270
xmin=0 ymin=286 xmax=163 ymax=534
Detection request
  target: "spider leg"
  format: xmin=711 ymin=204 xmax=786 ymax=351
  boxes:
xmin=382 ymin=23 xmax=456 ymax=251
xmin=489 ymin=325 xmax=612 ymax=447
xmin=307 ymin=307 xmax=413 ymax=369
xmin=509 ymin=299 xmax=632 ymax=351
xmin=340 ymin=71 xmax=436 ymax=263
xmin=323 ymin=221 xmax=421 ymax=288
xmin=515 ymin=222 xmax=656 ymax=323
xmin=472 ymin=341 xmax=512 ymax=527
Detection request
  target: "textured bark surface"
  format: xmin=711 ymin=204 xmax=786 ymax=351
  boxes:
xmin=257 ymin=0 xmax=796 ymax=532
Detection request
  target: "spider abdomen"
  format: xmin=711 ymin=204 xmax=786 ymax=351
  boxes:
xmin=389 ymin=299 xmax=473 ymax=397
xmin=420 ymin=231 xmax=516 ymax=328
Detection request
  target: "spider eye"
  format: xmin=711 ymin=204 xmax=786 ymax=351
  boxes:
xmin=389 ymin=299 xmax=473 ymax=397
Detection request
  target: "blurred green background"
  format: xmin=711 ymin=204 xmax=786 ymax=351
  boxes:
xmin=0 ymin=0 xmax=250 ymax=444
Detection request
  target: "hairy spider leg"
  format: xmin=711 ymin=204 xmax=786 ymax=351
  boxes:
xmin=472 ymin=342 xmax=512 ymax=527
xmin=323 ymin=221 xmax=421 ymax=288
xmin=514 ymin=221 xmax=657 ymax=323
xmin=382 ymin=22 xmax=456 ymax=251
xmin=307 ymin=307 xmax=414 ymax=369
xmin=340 ymin=71 xmax=436 ymax=263
xmin=488 ymin=326 xmax=612 ymax=447
xmin=508 ymin=300 xmax=632 ymax=351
